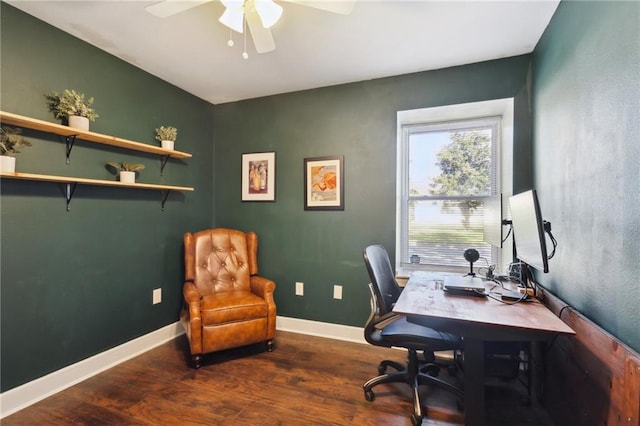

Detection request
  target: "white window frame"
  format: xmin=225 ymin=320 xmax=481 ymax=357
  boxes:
xmin=396 ymin=98 xmax=514 ymax=277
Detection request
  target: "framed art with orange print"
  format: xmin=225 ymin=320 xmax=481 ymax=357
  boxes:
xmin=304 ymin=156 xmax=344 ymax=210
xmin=242 ymin=152 xmax=275 ymax=201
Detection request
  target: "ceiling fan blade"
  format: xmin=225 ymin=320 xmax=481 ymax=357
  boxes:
xmin=145 ymin=0 xmax=212 ymax=18
xmin=246 ymin=10 xmax=276 ymax=53
xmin=281 ymin=0 xmax=356 ymax=15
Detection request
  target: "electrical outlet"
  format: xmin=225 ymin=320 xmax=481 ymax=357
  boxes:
xmin=295 ymin=281 xmax=304 ymax=296
xmin=333 ymin=285 xmax=342 ymax=300
xmin=152 ymin=288 xmax=162 ymax=305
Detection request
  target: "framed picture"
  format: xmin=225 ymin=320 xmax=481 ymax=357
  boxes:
xmin=242 ymin=152 xmax=276 ymax=201
xmin=304 ymin=155 xmax=344 ymax=210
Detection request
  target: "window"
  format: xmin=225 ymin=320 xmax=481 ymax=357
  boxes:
xmin=396 ymin=99 xmax=513 ymax=275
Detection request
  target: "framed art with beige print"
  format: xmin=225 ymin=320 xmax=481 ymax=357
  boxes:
xmin=304 ymin=155 xmax=344 ymax=210
xmin=242 ymin=152 xmax=275 ymax=201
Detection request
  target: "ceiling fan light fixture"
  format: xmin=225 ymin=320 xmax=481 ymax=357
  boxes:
xmin=219 ymin=0 xmax=245 ymax=33
xmin=254 ymin=0 xmax=283 ymax=29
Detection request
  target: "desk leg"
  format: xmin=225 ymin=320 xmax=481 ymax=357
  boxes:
xmin=464 ymin=338 xmax=485 ymax=426
xmin=530 ymin=341 xmax=545 ymax=404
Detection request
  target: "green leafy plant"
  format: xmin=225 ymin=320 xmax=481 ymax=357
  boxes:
xmin=155 ymin=126 xmax=177 ymax=142
xmin=45 ymin=89 xmax=99 ymax=121
xmin=0 ymin=126 xmax=32 ymax=156
xmin=106 ymin=161 xmax=145 ymax=172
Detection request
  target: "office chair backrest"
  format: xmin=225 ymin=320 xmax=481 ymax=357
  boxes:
xmin=363 ymin=245 xmax=402 ymax=316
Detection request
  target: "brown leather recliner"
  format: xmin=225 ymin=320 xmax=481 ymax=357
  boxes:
xmin=181 ymin=228 xmax=277 ymax=368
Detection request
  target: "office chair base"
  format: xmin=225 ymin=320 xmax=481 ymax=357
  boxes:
xmin=363 ymin=349 xmax=463 ymax=426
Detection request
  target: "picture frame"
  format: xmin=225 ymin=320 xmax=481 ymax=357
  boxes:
xmin=242 ymin=152 xmax=276 ymax=201
xmin=304 ymin=155 xmax=344 ymax=210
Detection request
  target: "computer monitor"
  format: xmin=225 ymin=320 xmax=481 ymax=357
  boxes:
xmin=483 ymin=194 xmax=503 ymax=248
xmin=508 ymin=189 xmax=549 ymax=273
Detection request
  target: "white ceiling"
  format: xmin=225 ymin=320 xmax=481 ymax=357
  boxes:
xmin=6 ymin=0 xmax=560 ymax=105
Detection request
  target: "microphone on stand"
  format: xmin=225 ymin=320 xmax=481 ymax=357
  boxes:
xmin=463 ymin=248 xmax=480 ymax=277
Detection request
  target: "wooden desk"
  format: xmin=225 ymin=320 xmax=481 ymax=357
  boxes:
xmin=393 ymin=272 xmax=575 ymax=426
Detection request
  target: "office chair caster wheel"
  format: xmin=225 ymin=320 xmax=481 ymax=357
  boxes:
xmin=364 ymin=390 xmax=375 ymax=402
xmin=423 ymin=365 xmax=439 ymax=377
xmin=447 ymin=364 xmax=458 ymax=376
xmin=411 ymin=413 xmax=423 ymax=425
xmin=420 ymin=361 xmax=439 ymax=376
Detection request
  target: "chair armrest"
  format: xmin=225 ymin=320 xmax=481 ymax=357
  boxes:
xmin=250 ymin=275 xmax=276 ymax=299
xmin=373 ymin=312 xmax=402 ymax=329
xmin=184 ymin=281 xmax=201 ymax=304
xmin=250 ymin=275 xmax=277 ymax=340
xmin=183 ymin=282 xmax=202 ymax=326
xmin=183 ymin=281 xmax=203 ymax=354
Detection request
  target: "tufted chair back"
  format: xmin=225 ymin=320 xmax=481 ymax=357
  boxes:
xmin=181 ymin=228 xmax=277 ymax=368
xmin=185 ymin=228 xmax=259 ymax=297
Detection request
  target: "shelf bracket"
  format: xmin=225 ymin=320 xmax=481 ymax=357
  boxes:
xmin=160 ymin=190 xmax=171 ymax=211
xmin=65 ymin=135 xmax=78 ymax=164
xmin=65 ymin=182 xmax=78 ymax=211
xmin=160 ymin=155 xmax=171 ymax=176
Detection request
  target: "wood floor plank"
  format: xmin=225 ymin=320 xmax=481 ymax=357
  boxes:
xmin=3 ymin=331 xmax=552 ymax=425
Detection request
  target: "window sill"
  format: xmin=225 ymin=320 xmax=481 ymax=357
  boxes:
xmin=396 ymin=264 xmax=468 ymax=285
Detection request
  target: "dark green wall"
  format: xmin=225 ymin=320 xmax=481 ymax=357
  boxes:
xmin=3 ymin=0 xmax=637 ymax=401
xmin=0 ymin=4 xmax=214 ymax=392
xmin=532 ymin=1 xmax=639 ymax=353
xmin=213 ymin=57 xmax=533 ymax=327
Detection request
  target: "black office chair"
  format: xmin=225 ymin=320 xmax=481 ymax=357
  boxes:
xmin=362 ymin=244 xmax=463 ymax=426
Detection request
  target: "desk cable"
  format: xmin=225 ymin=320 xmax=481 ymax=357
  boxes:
xmin=484 ymin=292 xmax=528 ymax=305
xmin=558 ymin=304 xmax=572 ymax=318
xmin=544 ymin=304 xmax=573 ymax=352
xmin=485 ymin=278 xmax=529 ymax=305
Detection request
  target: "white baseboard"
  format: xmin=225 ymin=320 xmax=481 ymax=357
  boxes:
xmin=0 ymin=316 xmax=366 ymax=419
xmin=276 ymin=316 xmax=366 ymax=344
xmin=0 ymin=322 xmax=185 ymax=419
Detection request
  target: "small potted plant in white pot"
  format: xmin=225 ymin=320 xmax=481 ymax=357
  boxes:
xmin=106 ymin=161 xmax=145 ymax=183
xmin=155 ymin=126 xmax=177 ymax=150
xmin=45 ymin=89 xmax=98 ymax=131
xmin=0 ymin=126 xmax=32 ymax=173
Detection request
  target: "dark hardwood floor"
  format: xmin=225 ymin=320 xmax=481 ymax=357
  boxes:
xmin=3 ymin=331 xmax=553 ymax=425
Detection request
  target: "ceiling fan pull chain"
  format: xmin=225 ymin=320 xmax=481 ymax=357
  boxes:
xmin=227 ymin=29 xmax=234 ymax=47
xmin=242 ymin=16 xmax=249 ymax=59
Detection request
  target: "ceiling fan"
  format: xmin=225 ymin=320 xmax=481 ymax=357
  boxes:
xmin=146 ymin=0 xmax=357 ymax=57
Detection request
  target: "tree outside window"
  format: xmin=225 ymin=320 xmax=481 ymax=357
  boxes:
xmin=402 ymin=119 xmax=498 ymax=269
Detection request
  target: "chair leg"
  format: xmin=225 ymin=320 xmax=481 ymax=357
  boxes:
xmin=266 ymin=339 xmax=274 ymax=352
xmin=411 ymin=381 xmax=423 ymax=425
xmin=364 ymin=370 xmax=409 ymax=392
xmin=417 ymin=372 xmax=464 ymax=399
xmin=379 ymin=359 xmax=405 ymax=374
xmin=407 ymin=350 xmax=424 ymax=425
xmin=190 ymin=355 xmax=201 ymax=369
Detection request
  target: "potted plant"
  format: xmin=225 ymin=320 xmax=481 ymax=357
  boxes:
xmin=106 ymin=161 xmax=145 ymax=183
xmin=0 ymin=126 xmax=32 ymax=173
xmin=155 ymin=126 xmax=177 ymax=150
xmin=45 ymin=89 xmax=99 ymax=131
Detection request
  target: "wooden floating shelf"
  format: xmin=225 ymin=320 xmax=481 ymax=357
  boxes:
xmin=1 ymin=110 xmax=195 ymax=211
xmin=1 ymin=172 xmax=194 ymax=211
xmin=0 ymin=111 xmax=192 ymax=159
xmin=0 ymin=171 xmax=194 ymax=191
